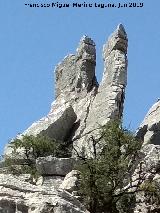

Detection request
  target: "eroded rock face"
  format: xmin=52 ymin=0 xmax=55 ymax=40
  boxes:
xmin=133 ymin=101 xmax=160 ymax=212
xmin=55 ymin=36 xmax=97 ymax=98
xmin=0 ymin=174 xmax=88 ymax=213
xmin=1 ymin=25 xmax=128 ymax=213
xmin=72 ymin=24 xmax=128 ymax=154
xmin=4 ymin=24 xmax=128 ymax=158
xmin=136 ymin=100 xmax=160 ymax=145
xmin=24 ymin=106 xmax=77 ymax=140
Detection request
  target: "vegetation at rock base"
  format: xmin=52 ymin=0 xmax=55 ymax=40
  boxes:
xmin=3 ymin=121 xmax=160 ymax=212
xmin=4 ymin=134 xmax=72 ymax=177
xmin=75 ymin=120 xmax=145 ymax=213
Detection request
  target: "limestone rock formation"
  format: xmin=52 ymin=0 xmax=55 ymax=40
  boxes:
xmin=136 ymin=100 xmax=160 ymax=145
xmin=1 ymin=24 xmax=128 ymax=213
xmin=4 ymin=24 xmax=128 ymax=158
xmin=73 ymin=24 xmax=128 ymax=154
xmin=0 ymin=174 xmax=88 ymax=213
xmin=2 ymin=23 xmax=160 ymax=213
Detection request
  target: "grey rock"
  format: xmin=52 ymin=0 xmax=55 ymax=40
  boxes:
xmin=73 ymin=24 xmax=128 ymax=155
xmin=141 ymin=144 xmax=160 ymax=172
xmin=55 ymin=35 xmax=97 ymax=98
xmin=4 ymin=34 xmax=99 ymax=158
xmin=133 ymin=144 xmax=160 ymax=213
xmin=24 ymin=105 xmax=77 ymax=140
xmin=59 ymin=170 xmax=80 ymax=194
xmin=130 ymin=144 xmax=160 ymax=190
xmin=41 ymin=176 xmax=64 ymax=190
xmin=2 ymin=25 xmax=129 ymax=212
xmin=36 ymin=156 xmax=76 ymax=176
xmin=90 ymin=23 xmax=128 ymax=122
xmin=102 ymin=23 xmax=128 ymax=86
xmin=3 ymin=106 xmax=77 ymax=159
xmin=4 ymin=25 xmax=128 ymax=158
xmin=136 ymin=100 xmax=160 ymax=145
xmin=0 ymin=174 xmax=88 ymax=213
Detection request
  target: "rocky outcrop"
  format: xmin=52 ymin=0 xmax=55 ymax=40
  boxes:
xmin=2 ymin=23 xmax=160 ymax=213
xmin=0 ymin=174 xmax=88 ymax=213
xmin=4 ymin=24 xmax=128 ymax=158
xmin=24 ymin=106 xmax=77 ymax=140
xmin=55 ymin=36 xmax=97 ymax=98
xmin=136 ymin=100 xmax=160 ymax=145
xmin=133 ymin=101 xmax=160 ymax=212
xmin=1 ymin=24 xmax=128 ymax=212
xmin=133 ymin=144 xmax=160 ymax=213
xmin=24 ymin=35 xmax=98 ymax=140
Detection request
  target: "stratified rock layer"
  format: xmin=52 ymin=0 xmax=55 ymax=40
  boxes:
xmin=0 ymin=174 xmax=88 ymax=213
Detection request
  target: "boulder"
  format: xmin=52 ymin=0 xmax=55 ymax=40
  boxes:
xmin=36 ymin=156 xmax=76 ymax=176
xmin=23 ymin=105 xmax=77 ymax=140
xmin=59 ymin=170 xmax=80 ymax=194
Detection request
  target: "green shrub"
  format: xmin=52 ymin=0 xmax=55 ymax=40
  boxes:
xmin=4 ymin=134 xmax=72 ymax=178
xmin=76 ymin=120 xmax=142 ymax=213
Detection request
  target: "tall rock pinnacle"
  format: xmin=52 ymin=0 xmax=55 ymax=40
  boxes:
xmin=82 ymin=24 xmax=128 ymax=132
xmin=4 ymin=25 xmax=128 ymax=157
xmin=102 ymin=24 xmax=128 ymax=86
xmin=55 ymin=35 xmax=97 ymax=98
xmin=75 ymin=36 xmax=97 ymax=92
xmin=72 ymin=24 xmax=128 ymax=154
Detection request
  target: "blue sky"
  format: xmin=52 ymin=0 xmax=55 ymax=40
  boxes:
xmin=0 ymin=0 xmax=160 ymax=154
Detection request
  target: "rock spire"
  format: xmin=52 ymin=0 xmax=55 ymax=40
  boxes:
xmin=1 ymin=24 xmax=129 ymax=212
xmin=4 ymin=24 xmax=128 ymax=157
xmin=72 ymin=24 xmax=128 ymax=154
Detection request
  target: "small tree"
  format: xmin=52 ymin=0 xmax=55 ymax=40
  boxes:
xmin=4 ymin=134 xmax=72 ymax=177
xmin=12 ymin=135 xmax=57 ymax=159
xmin=76 ymin=120 xmax=143 ymax=213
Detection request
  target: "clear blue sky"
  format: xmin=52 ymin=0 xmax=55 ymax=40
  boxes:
xmin=0 ymin=0 xmax=160 ymax=155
